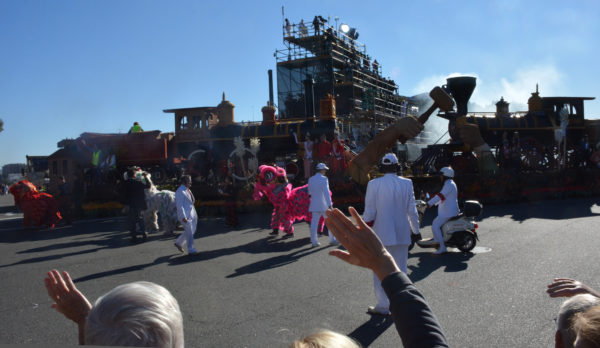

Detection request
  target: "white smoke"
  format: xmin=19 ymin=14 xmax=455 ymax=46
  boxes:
xmin=412 ymin=64 xmax=564 ymax=114
xmin=411 ymin=92 xmax=450 ymax=144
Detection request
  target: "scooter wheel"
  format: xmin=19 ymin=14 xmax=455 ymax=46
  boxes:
xmin=456 ymin=232 xmax=476 ymax=252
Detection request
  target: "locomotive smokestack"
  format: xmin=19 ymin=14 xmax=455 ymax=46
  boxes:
xmin=303 ymin=75 xmax=315 ymax=119
xmin=446 ymin=76 xmax=476 ymax=116
xmin=268 ymin=69 xmax=274 ymax=107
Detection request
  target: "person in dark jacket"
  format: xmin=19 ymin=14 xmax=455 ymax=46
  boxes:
xmin=124 ymin=169 xmax=151 ymax=241
xmin=325 ymin=207 xmax=449 ymax=348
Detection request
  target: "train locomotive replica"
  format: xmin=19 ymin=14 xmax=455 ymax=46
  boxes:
xmin=410 ymin=76 xmax=600 ymax=202
xmin=43 ymin=15 xmax=600 ymax=208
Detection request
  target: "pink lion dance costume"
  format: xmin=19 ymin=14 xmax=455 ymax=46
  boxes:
xmin=253 ymin=165 xmax=325 ymax=237
xmin=9 ymin=180 xmax=62 ymax=228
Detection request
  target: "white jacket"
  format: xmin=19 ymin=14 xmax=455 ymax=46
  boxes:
xmin=308 ymin=173 xmax=332 ymax=212
xmin=428 ymin=179 xmax=459 ymax=218
xmin=363 ymin=173 xmax=420 ymax=246
xmin=175 ymin=185 xmax=198 ymax=222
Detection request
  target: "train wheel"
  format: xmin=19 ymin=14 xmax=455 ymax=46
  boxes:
xmin=285 ymin=162 xmax=299 ymax=180
xmin=228 ymin=148 xmax=258 ymax=181
xmin=150 ymin=167 xmax=167 ymax=184
xmin=520 ymin=137 xmax=546 ymax=170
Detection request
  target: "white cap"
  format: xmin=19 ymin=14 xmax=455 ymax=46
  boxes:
xmin=440 ymin=167 xmax=454 ymax=178
xmin=381 ymin=153 xmax=399 ymax=165
xmin=315 ymin=163 xmax=329 ymax=170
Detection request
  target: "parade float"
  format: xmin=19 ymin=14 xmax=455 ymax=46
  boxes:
xmin=38 ymin=15 xmax=599 ymax=215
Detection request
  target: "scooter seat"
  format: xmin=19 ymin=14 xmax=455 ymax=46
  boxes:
xmin=447 ymin=213 xmax=463 ymax=221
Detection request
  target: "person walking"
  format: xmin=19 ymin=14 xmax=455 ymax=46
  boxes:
xmin=308 ymin=163 xmax=335 ymax=247
xmin=174 ymin=175 xmax=198 ymax=255
xmin=124 ymin=170 xmax=151 ymax=242
xmin=362 ymin=153 xmax=421 ymax=315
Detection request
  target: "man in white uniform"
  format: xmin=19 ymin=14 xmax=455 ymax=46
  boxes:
xmin=174 ymin=175 xmax=198 ymax=255
xmin=427 ymin=167 xmax=459 ymax=255
xmin=308 ymin=162 xmax=335 ymax=247
xmin=363 ymin=153 xmax=421 ymax=315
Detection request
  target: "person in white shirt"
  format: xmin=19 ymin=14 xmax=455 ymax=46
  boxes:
xmin=427 ymin=167 xmax=459 ymax=255
xmin=174 ymin=175 xmax=198 ymax=255
xmin=308 ymin=163 xmax=335 ymax=247
xmin=363 ymin=153 xmax=420 ymax=315
xmin=293 ymin=132 xmax=313 ymax=180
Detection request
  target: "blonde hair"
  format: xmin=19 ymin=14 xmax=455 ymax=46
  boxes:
xmin=290 ymin=330 xmax=360 ymax=348
xmin=572 ymin=305 xmax=600 ymax=348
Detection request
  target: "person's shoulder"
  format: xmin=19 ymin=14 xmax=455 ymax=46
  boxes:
xmin=396 ymin=176 xmax=413 ymax=184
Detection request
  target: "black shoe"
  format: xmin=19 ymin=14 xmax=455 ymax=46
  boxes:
xmin=269 ymin=230 xmax=279 ymax=236
xmin=281 ymin=233 xmax=294 ymax=239
xmin=174 ymin=243 xmax=184 ymax=253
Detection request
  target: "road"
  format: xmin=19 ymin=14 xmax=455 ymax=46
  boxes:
xmin=0 ymin=193 xmax=599 ymax=347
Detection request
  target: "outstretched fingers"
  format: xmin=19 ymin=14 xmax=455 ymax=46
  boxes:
xmin=325 ymin=209 xmax=350 ymax=244
xmin=62 ymin=271 xmax=77 ymax=292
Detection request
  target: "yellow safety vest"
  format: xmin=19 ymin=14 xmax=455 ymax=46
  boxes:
xmin=129 ymin=124 xmax=143 ymax=133
xmin=92 ymin=150 xmax=101 ymax=166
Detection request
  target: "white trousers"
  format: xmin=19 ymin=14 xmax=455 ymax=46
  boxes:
xmin=432 ymin=215 xmax=451 ymax=249
xmin=176 ymin=217 xmax=197 ymax=253
xmin=303 ymin=158 xmax=312 ymax=179
xmin=373 ymin=244 xmax=408 ymax=311
xmin=310 ymin=211 xmax=336 ymax=244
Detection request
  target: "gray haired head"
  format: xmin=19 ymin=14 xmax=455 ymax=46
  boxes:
xmin=85 ymin=281 xmax=184 ymax=348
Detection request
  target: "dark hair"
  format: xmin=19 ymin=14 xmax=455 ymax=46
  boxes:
xmin=126 ymin=170 xmax=134 ymax=179
xmin=379 ymin=163 xmax=399 ymax=174
xmin=58 ymin=176 xmax=65 ymax=181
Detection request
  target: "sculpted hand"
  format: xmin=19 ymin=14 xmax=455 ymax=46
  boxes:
xmin=395 ymin=116 xmax=424 ymax=142
xmin=547 ymin=278 xmax=600 ymax=298
xmin=326 ymin=207 xmax=400 ymax=281
xmin=457 ymin=122 xmax=486 ymax=148
xmin=44 ymin=270 xmax=92 ymax=325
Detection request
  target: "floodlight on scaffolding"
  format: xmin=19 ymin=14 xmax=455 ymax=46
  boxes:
xmin=339 ymin=23 xmax=350 ymax=33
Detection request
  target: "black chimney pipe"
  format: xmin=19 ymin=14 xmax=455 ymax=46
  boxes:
xmin=268 ymin=69 xmax=274 ymax=107
xmin=446 ymin=76 xmax=476 ymax=116
xmin=303 ymin=75 xmax=315 ymax=119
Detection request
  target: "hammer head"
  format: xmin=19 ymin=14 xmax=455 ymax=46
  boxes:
xmin=429 ymin=86 xmax=454 ymax=112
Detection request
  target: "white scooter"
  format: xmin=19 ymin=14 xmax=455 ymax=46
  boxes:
xmin=410 ymin=198 xmax=483 ymax=252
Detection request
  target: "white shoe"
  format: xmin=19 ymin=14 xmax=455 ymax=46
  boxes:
xmin=433 ymin=248 xmax=447 ymax=255
xmin=312 ymin=242 xmax=321 ymax=248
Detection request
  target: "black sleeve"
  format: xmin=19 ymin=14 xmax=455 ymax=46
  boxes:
xmin=381 ymin=272 xmax=449 ymax=348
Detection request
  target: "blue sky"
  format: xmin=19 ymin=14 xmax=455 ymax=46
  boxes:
xmin=1 ymin=0 xmax=599 ymax=166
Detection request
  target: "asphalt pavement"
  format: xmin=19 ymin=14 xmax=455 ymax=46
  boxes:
xmin=0 ymin=193 xmax=599 ymax=347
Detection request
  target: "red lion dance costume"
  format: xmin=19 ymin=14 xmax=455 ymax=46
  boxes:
xmin=253 ymin=165 xmax=325 ymax=237
xmin=9 ymin=180 xmax=62 ymax=228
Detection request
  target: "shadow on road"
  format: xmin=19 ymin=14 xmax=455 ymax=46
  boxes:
xmin=73 ymin=254 xmax=175 ymax=282
xmin=225 ymin=240 xmax=324 ymax=278
xmin=418 ymin=197 xmax=600 ymax=227
xmin=408 ymin=250 xmax=473 ymax=283
xmin=480 ymin=197 xmax=600 ymax=222
xmin=72 ymin=235 xmax=318 ymax=282
xmin=348 ymin=315 xmax=394 ymax=347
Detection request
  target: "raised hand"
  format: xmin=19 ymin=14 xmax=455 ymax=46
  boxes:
xmin=326 ymin=207 xmax=400 ymax=281
xmin=395 ymin=116 xmax=425 ymax=142
xmin=547 ymin=278 xmax=600 ymax=298
xmin=44 ymin=270 xmax=92 ymax=325
xmin=457 ymin=122 xmax=486 ymax=148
